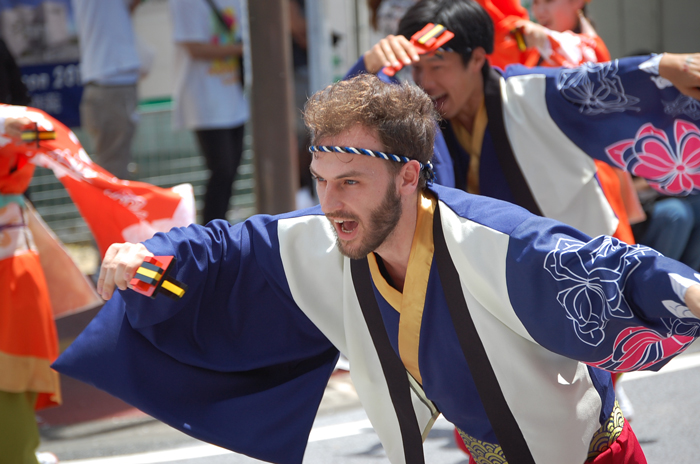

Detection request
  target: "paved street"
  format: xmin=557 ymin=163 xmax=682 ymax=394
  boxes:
xmin=37 ymin=341 xmax=700 ymax=464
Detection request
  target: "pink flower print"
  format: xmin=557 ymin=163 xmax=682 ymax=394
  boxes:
xmin=605 ymin=120 xmax=700 ymax=195
xmin=589 ymin=325 xmax=694 ymax=372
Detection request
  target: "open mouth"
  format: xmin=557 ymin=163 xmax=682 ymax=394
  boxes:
xmin=431 ymin=94 xmax=447 ymax=112
xmin=334 ymin=219 xmax=358 ymax=235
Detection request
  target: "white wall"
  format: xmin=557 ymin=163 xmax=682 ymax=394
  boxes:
xmin=589 ymin=0 xmax=700 ymax=58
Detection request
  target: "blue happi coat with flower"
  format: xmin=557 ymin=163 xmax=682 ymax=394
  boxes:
xmin=348 ymin=54 xmax=700 ymax=239
xmin=54 ymin=182 xmax=700 ymax=464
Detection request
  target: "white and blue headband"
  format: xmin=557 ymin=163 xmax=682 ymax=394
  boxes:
xmin=308 ymin=145 xmax=435 ymax=183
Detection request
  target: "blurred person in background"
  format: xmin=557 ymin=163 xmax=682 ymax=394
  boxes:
xmin=0 ymin=114 xmax=60 ymax=464
xmin=72 ymin=0 xmax=143 ymax=180
xmin=369 ymin=0 xmax=418 ymax=38
xmin=368 ymin=0 xmax=535 ymax=69
xmin=169 ymin=0 xmax=249 ymax=224
xmin=0 ymin=38 xmax=59 ymax=464
xmin=518 ymin=0 xmax=607 ymax=65
xmin=632 ymin=178 xmax=700 ymax=272
xmin=289 ymin=0 xmax=317 ymax=209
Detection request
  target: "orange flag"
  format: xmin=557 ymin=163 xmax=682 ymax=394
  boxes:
xmin=0 ymin=104 xmax=195 ymax=256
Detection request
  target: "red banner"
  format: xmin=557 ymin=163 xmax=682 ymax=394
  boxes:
xmin=0 ymin=104 xmax=195 ymax=256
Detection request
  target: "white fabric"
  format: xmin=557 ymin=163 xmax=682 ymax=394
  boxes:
xmin=72 ymin=0 xmax=140 ymax=85
xmin=278 ymin=214 xmax=436 ymax=464
xmin=500 ymin=74 xmax=619 ymax=237
xmin=439 ymin=201 xmax=601 ymax=464
xmin=539 ymin=30 xmax=598 ymax=66
xmin=639 ymin=54 xmax=662 ymax=76
xmin=169 ymin=0 xmax=249 ymax=130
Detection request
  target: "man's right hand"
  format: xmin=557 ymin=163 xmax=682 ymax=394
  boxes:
xmin=97 ymin=242 xmax=153 ymax=300
xmin=3 ymin=117 xmax=32 ymax=140
xmin=363 ymin=34 xmax=420 ymax=74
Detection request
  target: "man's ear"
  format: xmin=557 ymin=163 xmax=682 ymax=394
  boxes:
xmin=398 ymin=160 xmax=421 ymax=195
xmin=469 ymin=47 xmax=487 ymax=70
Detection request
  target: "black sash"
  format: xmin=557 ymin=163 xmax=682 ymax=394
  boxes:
xmin=483 ymin=66 xmax=543 ymax=217
xmin=432 ymin=205 xmax=536 ymax=463
xmin=350 ymin=258 xmax=425 ymax=464
xmin=350 ymin=204 xmax=536 ymax=464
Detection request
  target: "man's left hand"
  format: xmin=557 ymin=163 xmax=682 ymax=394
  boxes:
xmin=660 ymin=53 xmax=700 ymax=100
xmin=684 ymin=284 xmax=700 ymax=319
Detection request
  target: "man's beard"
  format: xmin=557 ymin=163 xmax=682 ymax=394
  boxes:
xmin=329 ymin=181 xmax=402 ymax=260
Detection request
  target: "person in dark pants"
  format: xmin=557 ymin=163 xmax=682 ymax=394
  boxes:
xmin=195 ymin=126 xmax=245 ymax=222
xmin=170 ymin=0 xmax=250 ymax=224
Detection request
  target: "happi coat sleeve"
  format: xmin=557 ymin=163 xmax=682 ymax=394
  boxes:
xmin=503 ymin=208 xmax=700 ymax=372
xmin=434 ymin=185 xmax=700 ymax=374
xmin=468 ymin=55 xmax=699 ymax=238
xmin=497 ymin=54 xmax=700 ymax=195
xmin=53 ymin=213 xmax=340 ymax=464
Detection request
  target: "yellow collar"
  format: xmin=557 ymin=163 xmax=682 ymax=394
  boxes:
xmin=367 ymin=191 xmax=437 ymax=384
xmin=450 ymin=100 xmax=488 ymax=194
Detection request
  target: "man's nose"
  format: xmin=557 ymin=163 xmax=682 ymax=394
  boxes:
xmin=416 ymin=70 xmax=435 ymax=92
xmin=320 ymin=182 xmax=343 ymax=213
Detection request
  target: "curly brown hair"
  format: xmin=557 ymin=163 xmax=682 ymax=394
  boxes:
xmin=303 ymin=73 xmax=438 ymax=185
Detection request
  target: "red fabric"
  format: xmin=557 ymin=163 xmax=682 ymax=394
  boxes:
xmin=0 ymin=105 xmax=191 ymax=256
xmin=0 ymin=151 xmax=34 ymax=194
xmin=1 ymin=113 xmax=59 ymax=410
xmin=587 ymin=420 xmax=647 ymax=464
xmin=592 ymin=35 xmax=611 ymax=62
xmin=0 ymin=253 xmax=57 ymax=359
xmin=454 ymin=428 xmax=470 ymax=454
xmin=476 ymin=0 xmax=540 ymax=69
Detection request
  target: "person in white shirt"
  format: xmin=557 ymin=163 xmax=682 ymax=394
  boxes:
xmin=170 ymin=0 xmax=250 ymax=223
xmin=72 ymin=0 xmax=141 ymax=180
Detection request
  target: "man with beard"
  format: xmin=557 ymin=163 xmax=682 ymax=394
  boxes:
xmin=55 ymin=74 xmax=700 ymax=464
xmin=351 ymin=0 xmax=700 ymax=242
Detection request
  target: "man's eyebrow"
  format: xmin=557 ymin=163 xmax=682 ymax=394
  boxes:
xmin=309 ymin=166 xmax=367 ymax=179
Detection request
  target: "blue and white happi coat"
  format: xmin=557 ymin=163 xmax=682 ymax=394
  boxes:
xmin=55 ymin=184 xmax=700 ymax=464
xmin=348 ymin=54 xmax=700 ymax=238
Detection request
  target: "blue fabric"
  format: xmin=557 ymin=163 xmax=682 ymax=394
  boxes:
xmin=418 ymin=265 xmax=497 ymax=444
xmin=54 ymin=213 xmax=339 ymax=464
xmin=641 ymin=198 xmax=694 ymax=261
xmin=504 ymin=213 xmax=700 ymax=371
xmin=0 ymin=194 xmax=24 ymax=208
xmin=541 ymin=56 xmax=679 ymax=164
xmin=639 ymin=195 xmax=700 ymax=271
xmin=679 ymin=195 xmax=700 ymax=270
xmin=431 ymin=184 xmax=530 ymax=235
